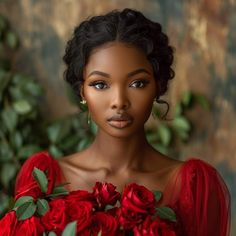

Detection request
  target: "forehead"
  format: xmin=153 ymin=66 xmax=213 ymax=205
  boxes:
xmin=84 ymin=42 xmax=153 ymax=76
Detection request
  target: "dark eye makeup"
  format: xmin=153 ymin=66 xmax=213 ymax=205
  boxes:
xmin=129 ymin=79 xmax=150 ymax=88
xmin=88 ymin=79 xmax=150 ymax=90
xmin=88 ymin=81 xmax=108 ymax=90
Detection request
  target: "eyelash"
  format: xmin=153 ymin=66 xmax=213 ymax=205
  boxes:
xmin=89 ymin=81 xmax=108 ymax=90
xmin=130 ymin=80 xmax=149 ymax=88
xmin=88 ymin=79 xmax=149 ymax=90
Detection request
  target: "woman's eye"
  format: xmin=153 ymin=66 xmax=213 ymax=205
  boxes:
xmin=130 ymin=80 xmax=149 ymax=88
xmin=89 ymin=81 xmax=108 ymax=90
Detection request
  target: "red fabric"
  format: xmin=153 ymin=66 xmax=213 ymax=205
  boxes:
xmin=0 ymin=152 xmax=231 ymax=236
xmin=164 ymin=159 xmax=231 ymax=236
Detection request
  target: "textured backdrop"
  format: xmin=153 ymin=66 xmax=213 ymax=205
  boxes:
xmin=0 ymin=0 xmax=235 ymax=234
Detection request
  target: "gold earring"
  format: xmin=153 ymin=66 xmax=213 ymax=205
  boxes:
xmin=80 ymin=99 xmax=86 ymax=105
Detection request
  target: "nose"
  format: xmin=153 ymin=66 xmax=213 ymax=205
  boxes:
xmin=111 ymin=87 xmax=130 ymax=111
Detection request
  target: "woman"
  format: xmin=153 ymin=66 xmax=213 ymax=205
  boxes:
xmin=0 ymin=8 xmax=230 ymax=236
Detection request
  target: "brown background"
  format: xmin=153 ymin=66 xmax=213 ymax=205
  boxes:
xmin=1 ymin=0 xmax=235 ymax=234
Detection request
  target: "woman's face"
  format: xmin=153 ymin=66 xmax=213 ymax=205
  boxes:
xmin=82 ymin=42 xmax=158 ymax=138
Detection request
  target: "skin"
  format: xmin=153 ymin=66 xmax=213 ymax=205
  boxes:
xmin=59 ymin=42 xmax=183 ymax=193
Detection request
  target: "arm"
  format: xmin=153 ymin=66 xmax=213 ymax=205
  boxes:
xmin=178 ymin=159 xmax=230 ymax=236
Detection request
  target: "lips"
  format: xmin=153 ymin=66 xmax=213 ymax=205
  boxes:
xmin=107 ymin=113 xmax=133 ymax=129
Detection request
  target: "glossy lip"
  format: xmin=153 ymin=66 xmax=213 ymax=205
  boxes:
xmin=107 ymin=113 xmax=133 ymax=129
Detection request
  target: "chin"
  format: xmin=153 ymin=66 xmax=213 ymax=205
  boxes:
xmin=100 ymin=124 xmax=144 ymax=139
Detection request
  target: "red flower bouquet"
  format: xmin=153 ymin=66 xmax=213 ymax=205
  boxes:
xmin=0 ymin=168 xmax=177 ymax=236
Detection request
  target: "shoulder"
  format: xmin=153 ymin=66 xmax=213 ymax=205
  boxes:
xmin=178 ymin=158 xmax=229 ymax=198
xmin=57 ymin=150 xmax=87 ymax=172
xmin=180 ymin=158 xmax=219 ymax=179
xmin=175 ymin=158 xmax=230 ymax=236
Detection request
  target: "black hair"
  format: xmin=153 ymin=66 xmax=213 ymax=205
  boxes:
xmin=63 ymin=8 xmax=174 ymax=102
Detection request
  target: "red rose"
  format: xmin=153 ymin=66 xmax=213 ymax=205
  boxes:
xmin=90 ymin=212 xmax=118 ymax=236
xmin=92 ymin=182 xmax=121 ymax=209
xmin=118 ymin=207 xmax=144 ymax=230
xmin=134 ymin=217 xmax=176 ymax=236
xmin=66 ymin=189 xmax=94 ymax=202
xmin=0 ymin=211 xmax=17 ymax=235
xmin=149 ymin=219 xmax=176 ymax=236
xmin=122 ymin=183 xmax=155 ymax=214
xmin=42 ymin=198 xmax=68 ymax=234
xmin=119 ymin=183 xmax=155 ymax=230
xmin=15 ymin=216 xmax=44 ymax=236
xmin=67 ymin=200 xmax=93 ymax=232
xmin=133 ymin=216 xmax=153 ymax=236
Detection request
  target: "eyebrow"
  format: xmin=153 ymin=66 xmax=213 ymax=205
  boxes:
xmin=87 ymin=68 xmax=151 ymax=78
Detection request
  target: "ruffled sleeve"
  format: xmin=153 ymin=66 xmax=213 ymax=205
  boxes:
xmin=167 ymin=159 xmax=230 ymax=236
xmin=15 ymin=151 xmax=63 ymax=200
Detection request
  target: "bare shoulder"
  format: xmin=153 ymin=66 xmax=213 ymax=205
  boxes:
xmin=149 ymin=150 xmax=184 ymax=173
xmin=58 ymin=149 xmax=89 ymax=166
xmin=57 ymin=150 xmax=94 ymax=190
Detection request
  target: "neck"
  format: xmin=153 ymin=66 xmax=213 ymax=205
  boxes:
xmin=88 ymin=128 xmax=152 ymax=173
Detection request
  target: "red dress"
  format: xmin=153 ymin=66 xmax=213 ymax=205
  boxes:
xmin=0 ymin=152 xmax=230 ymax=236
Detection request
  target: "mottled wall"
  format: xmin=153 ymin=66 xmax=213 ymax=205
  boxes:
xmin=1 ymin=0 xmax=235 ymax=234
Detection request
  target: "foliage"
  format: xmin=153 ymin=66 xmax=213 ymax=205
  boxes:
xmin=0 ymin=13 xmax=209 ymax=218
xmin=0 ymin=14 xmax=95 ymax=217
xmin=0 ymin=14 xmax=44 ymax=217
xmin=146 ymin=90 xmax=209 ymax=155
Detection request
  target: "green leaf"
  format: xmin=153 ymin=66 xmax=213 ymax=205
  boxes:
xmin=146 ymin=131 xmax=158 ymax=143
xmin=10 ymin=131 xmax=23 ymax=149
xmin=1 ymin=107 xmax=18 ymax=133
xmin=36 ymin=198 xmax=49 ymax=216
xmin=90 ymin=121 xmax=97 ymax=135
xmin=47 ymin=121 xmax=71 ymax=144
xmin=62 ymin=221 xmax=77 ymax=236
xmin=48 ymin=232 xmax=57 ymax=236
xmin=0 ymin=192 xmax=10 ymax=215
xmin=59 ymin=135 xmax=81 ymax=151
xmin=16 ymin=200 xmax=37 ymax=220
xmin=48 ymin=145 xmax=63 ymax=158
xmin=0 ymin=162 xmax=17 ymax=188
xmin=0 ymin=15 xmax=7 ymax=32
xmin=25 ymin=81 xmax=43 ymax=96
xmin=48 ymin=185 xmax=69 ymax=198
xmin=13 ymin=196 xmax=34 ymax=209
xmin=77 ymin=138 xmax=91 ymax=151
xmin=32 ymin=167 xmax=48 ymax=193
xmin=105 ymin=204 xmax=114 ymax=211
xmin=6 ymin=31 xmax=18 ymax=49
xmin=47 ymin=124 xmax=59 ymax=142
xmin=174 ymin=103 xmax=183 ymax=117
xmin=152 ymin=143 xmax=169 ymax=155
xmin=153 ymin=190 xmax=162 ymax=203
xmin=194 ymin=94 xmax=210 ymax=110
xmin=157 ymin=124 xmax=172 ymax=146
xmin=172 ymin=116 xmax=191 ymax=132
xmin=0 ymin=140 xmax=14 ymax=161
xmin=155 ymin=206 xmax=176 ymax=222
xmin=18 ymin=145 xmax=42 ymax=159
xmin=13 ymin=100 xmax=32 ymax=114
xmin=182 ymin=91 xmax=193 ymax=107
xmin=97 ymin=230 xmax=102 ymax=236
xmin=176 ymin=129 xmax=189 ymax=141
xmin=0 ymin=69 xmax=11 ymax=100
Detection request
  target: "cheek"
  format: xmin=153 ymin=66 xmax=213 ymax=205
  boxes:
xmin=84 ymin=90 xmax=107 ymax=119
xmin=131 ymin=92 xmax=155 ymax=120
